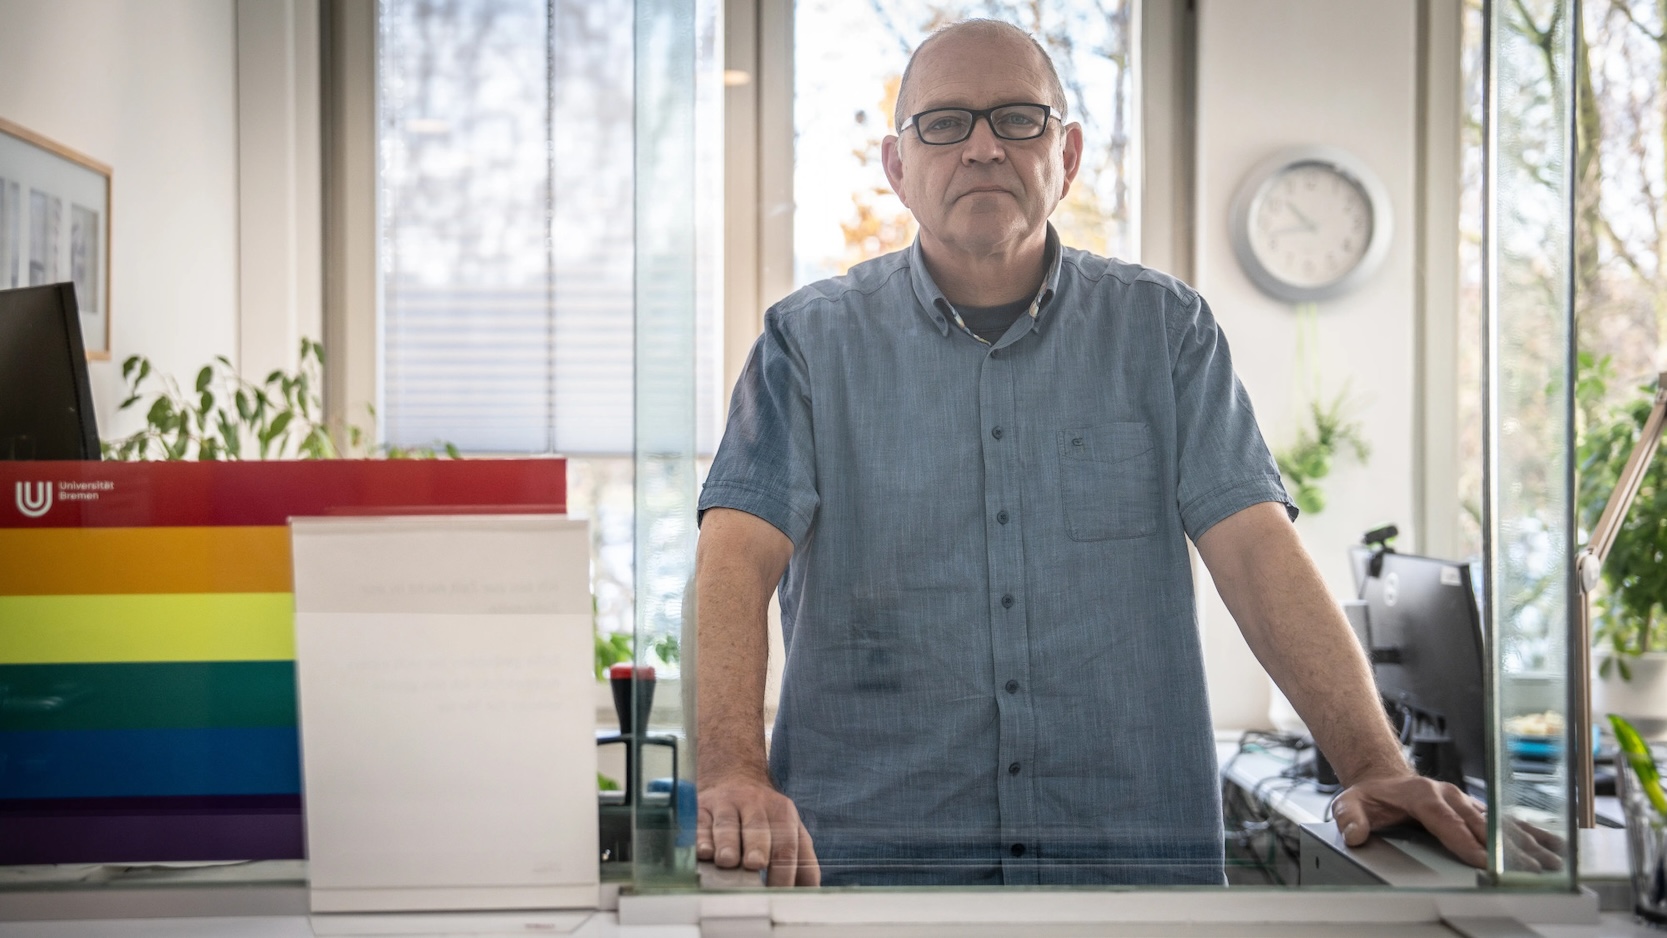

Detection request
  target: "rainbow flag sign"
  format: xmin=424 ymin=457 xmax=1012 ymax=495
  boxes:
xmin=0 ymin=459 xmax=566 ymax=864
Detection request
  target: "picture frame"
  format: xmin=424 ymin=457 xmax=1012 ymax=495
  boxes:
xmin=0 ymin=117 xmax=112 ymax=360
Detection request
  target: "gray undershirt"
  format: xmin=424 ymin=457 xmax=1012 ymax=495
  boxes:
xmin=953 ymin=295 xmax=1032 ymax=344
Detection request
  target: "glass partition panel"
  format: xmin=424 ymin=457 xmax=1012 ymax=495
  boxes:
xmin=635 ymin=0 xmax=1587 ymax=901
xmin=1484 ymin=0 xmax=1578 ymax=882
xmin=630 ymin=0 xmax=716 ymax=889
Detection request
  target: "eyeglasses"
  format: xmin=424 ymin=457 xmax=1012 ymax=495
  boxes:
xmin=899 ymin=103 xmax=1057 ymax=145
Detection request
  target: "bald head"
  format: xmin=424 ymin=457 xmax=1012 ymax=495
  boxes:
xmin=893 ymin=19 xmax=1068 ymax=132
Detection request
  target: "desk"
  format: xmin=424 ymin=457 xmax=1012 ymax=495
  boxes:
xmin=1219 ymin=740 xmax=1477 ymax=888
xmin=1219 ymin=738 xmax=1634 ymax=902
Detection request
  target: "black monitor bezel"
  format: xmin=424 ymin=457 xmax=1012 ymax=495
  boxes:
xmin=0 ymin=282 xmax=101 ymax=460
xmin=1360 ymin=551 xmax=1487 ymax=789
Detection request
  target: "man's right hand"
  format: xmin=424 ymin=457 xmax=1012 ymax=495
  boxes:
xmin=697 ymin=773 xmax=820 ymax=887
xmin=693 ymin=509 xmax=811 ymax=885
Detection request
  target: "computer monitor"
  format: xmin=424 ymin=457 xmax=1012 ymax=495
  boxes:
xmin=0 ymin=283 xmax=100 ymax=459
xmin=1360 ymin=551 xmax=1486 ymax=791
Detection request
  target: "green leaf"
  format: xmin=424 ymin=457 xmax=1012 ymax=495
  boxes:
xmin=199 ymin=390 xmax=214 ymax=414
xmin=652 ymin=634 xmax=680 ymax=666
xmin=265 ymin=370 xmax=285 ymax=386
xmin=138 ymin=358 xmax=152 ymax=383
xmin=597 ymin=772 xmax=620 ymax=792
xmin=195 ymin=366 xmax=213 ymax=393
xmin=1295 ymin=484 xmax=1325 ymax=515
xmin=122 ymin=355 xmax=140 ymax=380
xmin=119 ymin=394 xmax=142 ymax=410
xmin=444 ymin=442 xmax=461 ymax=459
xmin=268 ymin=411 xmax=293 ymax=439
xmin=1610 ymin=714 xmax=1667 ymax=815
xmin=236 ymin=390 xmax=253 ymax=421
xmin=302 ymin=427 xmax=328 ymax=460
xmin=594 ymin=631 xmax=634 ymax=678
xmin=146 ymin=396 xmax=173 ymax=427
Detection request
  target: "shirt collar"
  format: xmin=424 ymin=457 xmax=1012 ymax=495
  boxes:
xmin=908 ymin=224 xmax=1064 ymax=339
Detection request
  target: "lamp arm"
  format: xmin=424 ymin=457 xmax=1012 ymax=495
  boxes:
xmin=1576 ymin=372 xmax=1667 ymax=829
xmin=1582 ymin=372 xmax=1667 ymax=582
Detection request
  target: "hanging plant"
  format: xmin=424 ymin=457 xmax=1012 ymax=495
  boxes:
xmin=1275 ymin=389 xmax=1372 ymax=516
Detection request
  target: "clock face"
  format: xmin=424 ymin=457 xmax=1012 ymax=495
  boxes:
xmin=1247 ymin=162 xmax=1374 ymax=290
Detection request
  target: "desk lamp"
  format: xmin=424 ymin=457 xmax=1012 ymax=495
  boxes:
xmin=1574 ymin=371 xmax=1667 ymax=828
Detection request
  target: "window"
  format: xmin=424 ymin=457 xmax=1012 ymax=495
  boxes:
xmin=376 ymin=0 xmax=721 ymax=456
xmin=374 ymin=0 xmax=723 ymax=653
xmin=791 ymin=0 xmax=1139 ymax=284
xmin=1462 ymin=0 xmax=1667 ymax=669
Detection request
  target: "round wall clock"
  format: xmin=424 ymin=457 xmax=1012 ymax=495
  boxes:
xmin=1228 ymin=147 xmax=1393 ymax=304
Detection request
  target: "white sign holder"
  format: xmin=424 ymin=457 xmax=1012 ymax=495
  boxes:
xmin=290 ymin=514 xmax=598 ymax=915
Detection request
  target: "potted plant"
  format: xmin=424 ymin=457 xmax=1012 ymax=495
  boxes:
xmin=1579 ymin=361 xmax=1667 ymax=735
xmin=103 ymin=339 xmax=456 ymax=461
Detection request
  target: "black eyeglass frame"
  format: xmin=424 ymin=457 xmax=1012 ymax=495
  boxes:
xmin=898 ymin=103 xmax=1059 ymax=145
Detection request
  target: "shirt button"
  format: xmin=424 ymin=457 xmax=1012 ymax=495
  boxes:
xmin=991 ymin=426 xmax=1003 ymax=440
xmin=997 ymin=510 xmax=1009 ymax=525
xmin=1010 ymin=843 xmax=1026 ymax=857
xmin=990 ymin=348 xmax=1000 ymax=359
xmin=1005 ymin=680 xmax=1019 ymax=694
xmin=1008 ymin=762 xmax=1021 ymax=775
xmin=1001 ymin=594 xmax=1014 ymax=609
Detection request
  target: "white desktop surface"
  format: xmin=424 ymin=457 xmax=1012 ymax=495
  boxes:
xmin=1 ymin=912 xmax=1663 ymax=937
xmin=0 ymin=914 xmax=696 ymax=938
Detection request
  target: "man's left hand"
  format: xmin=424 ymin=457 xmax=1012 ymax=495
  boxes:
xmin=1331 ymin=773 xmax=1565 ymax=872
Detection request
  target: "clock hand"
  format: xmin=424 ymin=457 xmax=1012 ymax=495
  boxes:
xmin=1286 ymin=204 xmax=1318 ymax=231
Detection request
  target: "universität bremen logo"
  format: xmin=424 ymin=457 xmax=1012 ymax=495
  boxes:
xmin=15 ymin=481 xmax=52 ymax=518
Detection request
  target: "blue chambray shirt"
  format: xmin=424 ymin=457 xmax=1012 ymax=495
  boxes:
xmin=698 ymin=225 xmax=1295 ymax=887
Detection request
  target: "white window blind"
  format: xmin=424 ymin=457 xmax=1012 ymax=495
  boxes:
xmin=377 ymin=0 xmax=718 ymax=455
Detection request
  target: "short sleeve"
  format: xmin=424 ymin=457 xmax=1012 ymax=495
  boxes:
xmin=1167 ymin=291 xmax=1297 ymax=540
xmin=697 ymin=308 xmax=820 ymax=544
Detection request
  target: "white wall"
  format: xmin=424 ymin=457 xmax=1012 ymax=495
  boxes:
xmin=0 ymin=0 xmax=241 ymax=440
xmin=1194 ymin=0 xmax=1420 ymax=730
xmin=237 ymin=0 xmax=324 ymax=385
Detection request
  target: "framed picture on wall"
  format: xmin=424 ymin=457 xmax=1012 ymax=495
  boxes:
xmin=0 ymin=117 xmax=112 ymax=360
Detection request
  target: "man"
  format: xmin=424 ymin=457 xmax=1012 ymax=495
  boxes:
xmin=692 ymin=19 xmax=1554 ymax=887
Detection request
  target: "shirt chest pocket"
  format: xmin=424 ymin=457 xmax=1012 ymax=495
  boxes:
xmin=1057 ymin=422 xmax=1159 ymax=541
